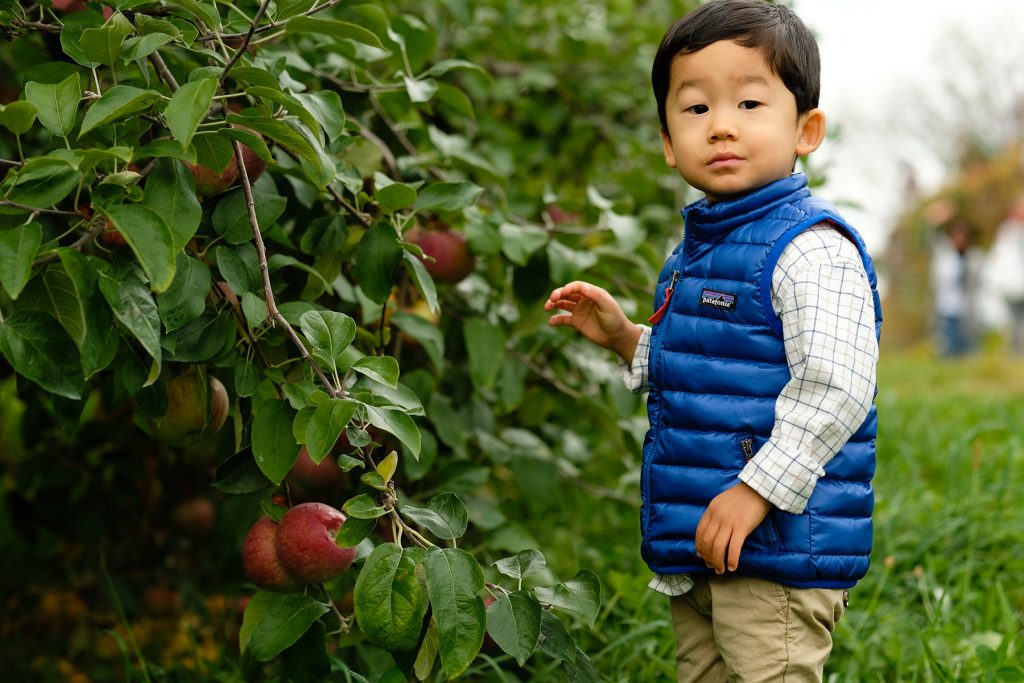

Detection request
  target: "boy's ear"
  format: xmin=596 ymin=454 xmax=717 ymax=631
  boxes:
xmin=660 ymin=128 xmax=678 ymax=169
xmin=795 ymin=108 xmax=826 ymax=156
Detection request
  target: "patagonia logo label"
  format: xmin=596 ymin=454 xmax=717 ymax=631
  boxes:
xmin=699 ymin=288 xmax=737 ymax=311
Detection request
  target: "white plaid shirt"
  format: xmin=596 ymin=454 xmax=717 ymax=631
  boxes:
xmin=621 ymin=225 xmax=879 ymax=596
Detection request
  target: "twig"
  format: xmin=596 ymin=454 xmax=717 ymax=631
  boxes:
xmin=200 ymin=0 xmax=342 ymax=42
xmin=218 ymin=0 xmax=272 ymax=90
xmin=149 ymin=51 xmax=179 ymax=92
xmin=277 ymin=146 xmax=372 ymax=227
xmin=0 ymin=159 xmax=22 ymax=168
xmin=16 ymin=19 xmax=60 ymax=33
xmin=517 ymin=352 xmax=587 ymax=400
xmin=31 ymin=220 xmax=106 ymax=268
xmin=0 ymin=201 xmax=78 ymax=217
xmin=231 ymin=136 xmax=340 ymax=398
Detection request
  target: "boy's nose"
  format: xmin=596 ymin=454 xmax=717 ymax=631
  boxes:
xmin=708 ymin=115 xmax=738 ymax=142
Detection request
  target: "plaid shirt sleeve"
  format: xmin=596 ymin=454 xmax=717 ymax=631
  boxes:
xmin=738 ymin=225 xmax=879 ymax=514
xmin=618 ymin=325 xmax=652 ymax=393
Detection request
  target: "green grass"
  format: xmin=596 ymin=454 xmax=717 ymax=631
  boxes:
xmin=559 ymin=352 xmax=1024 ymax=682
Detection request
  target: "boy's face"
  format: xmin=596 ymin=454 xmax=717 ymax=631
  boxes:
xmin=660 ymin=40 xmax=825 ymax=203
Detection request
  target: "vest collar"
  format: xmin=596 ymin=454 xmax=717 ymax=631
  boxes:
xmin=681 ymin=173 xmax=812 ymax=236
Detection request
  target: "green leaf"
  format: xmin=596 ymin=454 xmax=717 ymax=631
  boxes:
xmin=163 ymin=308 xmax=234 ymax=362
xmin=80 ymin=13 xmax=134 ymax=66
xmin=0 ymin=311 xmax=84 ymax=399
xmin=3 ymin=160 xmax=80 ymax=208
xmin=401 ymin=492 xmax=468 ymax=540
xmin=413 ymin=621 xmax=440 ymax=681
xmin=365 ymin=405 xmax=420 ymax=458
xmin=401 ymin=252 xmax=439 ymax=316
xmin=245 ymin=86 xmax=321 ymax=141
xmin=342 ymin=493 xmax=389 ymax=520
xmin=274 ymin=0 xmax=316 ymax=21
xmin=494 ymin=549 xmax=547 ymax=581
xmin=294 ymin=90 xmax=346 ymax=142
xmin=280 ymin=620 xmax=330 ymax=683
xmin=354 ymin=544 xmax=429 ymax=652
xmin=248 ymin=593 xmax=329 ymax=662
xmin=191 ymin=132 xmax=235 ymax=173
xmin=487 ymin=591 xmax=542 ymax=666
xmin=537 ymin=610 xmax=577 ymax=663
xmin=351 ymin=355 xmax=399 ymax=388
xmin=121 ymin=33 xmax=175 ymax=62
xmin=391 ymin=311 xmax=444 ymax=370
xmin=228 ymin=66 xmax=280 ymax=91
xmin=239 ymin=590 xmax=274 ymax=654
xmin=414 ymin=181 xmax=484 ymax=212
xmin=157 ymin=253 xmax=210 ymax=332
xmin=251 ymin=398 xmax=300 ymax=485
xmin=562 ymin=648 xmax=602 ymax=682
xmin=335 ymin=515 xmax=375 ymax=548
xmin=211 ymin=182 xmax=288 ymax=244
xmin=305 ymin=398 xmax=358 ymax=464
xmin=0 ymin=223 xmax=42 ymax=300
xmin=234 ymin=358 xmax=259 ymax=398
xmin=143 ymin=158 xmax=202 ymax=250
xmin=103 ymin=204 xmax=176 ymax=292
xmin=212 ymin=449 xmax=272 ymax=494
xmin=139 ymin=139 xmax=198 ymax=164
xmin=215 ymin=243 xmax=260 ymax=294
xmin=164 ymin=77 xmax=217 ymax=151
xmin=79 ymin=85 xmax=162 ymax=138
xmin=463 ymin=318 xmax=506 ymax=390
xmin=168 ymin=0 xmax=220 ymax=29
xmin=499 ymin=222 xmax=549 ymax=266
xmin=29 ymin=250 xmax=117 ymax=379
xmin=97 ymin=265 xmax=162 ymax=364
xmin=425 ymin=548 xmax=486 ymax=680
xmin=298 ymin=310 xmax=356 ymax=374
xmin=285 ymin=16 xmax=384 ymax=49
xmin=59 ymin=11 xmax=105 ymax=68
xmin=534 ymin=569 xmax=601 ymax=627
xmin=354 ymin=222 xmax=403 ymax=304
xmin=224 ymin=114 xmax=324 ymax=181
xmin=377 ymin=183 xmax=416 ymax=213
xmin=24 ymin=73 xmax=80 ymax=137
xmin=0 ymin=101 xmax=38 ymax=135
xmin=403 ymin=75 xmax=437 ymax=104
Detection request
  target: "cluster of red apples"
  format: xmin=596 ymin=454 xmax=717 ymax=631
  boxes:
xmin=242 ymin=503 xmax=356 ymax=591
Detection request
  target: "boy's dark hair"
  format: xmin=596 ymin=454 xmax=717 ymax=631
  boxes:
xmin=652 ymin=0 xmax=821 ymax=134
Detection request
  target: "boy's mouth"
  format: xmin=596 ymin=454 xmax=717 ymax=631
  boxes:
xmin=708 ymin=152 xmax=743 ymax=167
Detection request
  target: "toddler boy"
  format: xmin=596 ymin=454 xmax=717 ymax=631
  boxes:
xmin=545 ymin=1 xmax=882 ymax=680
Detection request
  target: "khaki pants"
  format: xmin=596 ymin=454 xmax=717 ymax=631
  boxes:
xmin=669 ymin=574 xmax=846 ymax=682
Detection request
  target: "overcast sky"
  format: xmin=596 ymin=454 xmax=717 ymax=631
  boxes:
xmin=793 ymin=0 xmax=1024 ymax=253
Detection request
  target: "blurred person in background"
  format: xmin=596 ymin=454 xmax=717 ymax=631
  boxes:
xmin=986 ymin=197 xmax=1024 ymax=354
xmin=931 ymin=219 xmax=982 ymax=357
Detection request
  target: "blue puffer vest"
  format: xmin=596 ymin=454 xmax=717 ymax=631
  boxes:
xmin=641 ymin=173 xmax=882 ymax=589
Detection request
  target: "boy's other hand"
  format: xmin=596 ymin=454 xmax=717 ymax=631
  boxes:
xmin=695 ymin=482 xmax=772 ymax=574
xmin=544 ymin=281 xmax=641 ymax=363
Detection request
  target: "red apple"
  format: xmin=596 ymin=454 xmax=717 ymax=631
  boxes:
xmin=275 ymin=502 xmax=356 ymax=584
xmin=171 ymin=497 xmax=216 ymax=537
xmin=208 ymin=376 xmax=229 ymax=432
xmin=186 ymin=157 xmax=238 ymax=197
xmin=242 ymin=517 xmax=298 ymax=592
xmin=288 ymin=447 xmax=349 ymax=501
xmin=97 ymin=224 xmax=128 ymax=249
xmin=408 ymin=227 xmax=475 ymax=284
xmin=483 ymin=595 xmax=498 ymax=651
xmin=156 ymin=368 xmax=208 ymax=440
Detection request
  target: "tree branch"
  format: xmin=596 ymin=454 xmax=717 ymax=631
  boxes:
xmin=218 ymin=0 xmax=272 ymax=90
xmin=231 ymin=136 xmax=341 ymax=398
xmin=201 ymin=0 xmax=343 ymax=43
xmin=149 ymin=51 xmax=179 ymax=93
xmin=0 ymin=201 xmax=78 ymax=217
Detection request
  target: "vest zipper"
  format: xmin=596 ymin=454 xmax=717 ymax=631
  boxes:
xmin=648 ymin=269 xmax=680 ymax=324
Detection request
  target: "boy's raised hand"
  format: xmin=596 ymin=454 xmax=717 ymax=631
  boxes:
xmin=695 ymin=482 xmax=772 ymax=574
xmin=545 ymin=281 xmax=642 ymax=363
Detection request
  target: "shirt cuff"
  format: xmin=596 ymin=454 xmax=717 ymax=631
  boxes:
xmin=738 ymin=441 xmax=825 ymax=514
xmin=617 ymin=325 xmax=651 ymax=393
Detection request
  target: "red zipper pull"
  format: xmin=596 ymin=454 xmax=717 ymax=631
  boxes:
xmin=648 ymin=271 xmax=679 ymax=324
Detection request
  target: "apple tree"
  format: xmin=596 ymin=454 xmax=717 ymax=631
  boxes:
xmin=0 ymin=0 xmax=691 ymax=679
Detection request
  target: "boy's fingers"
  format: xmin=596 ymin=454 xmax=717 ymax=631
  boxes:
xmin=727 ymin=532 xmax=745 ymax=572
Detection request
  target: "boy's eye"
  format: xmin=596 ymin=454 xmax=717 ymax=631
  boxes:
xmin=739 ymin=100 xmax=760 ymax=110
xmin=686 ymin=104 xmax=709 ymax=115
